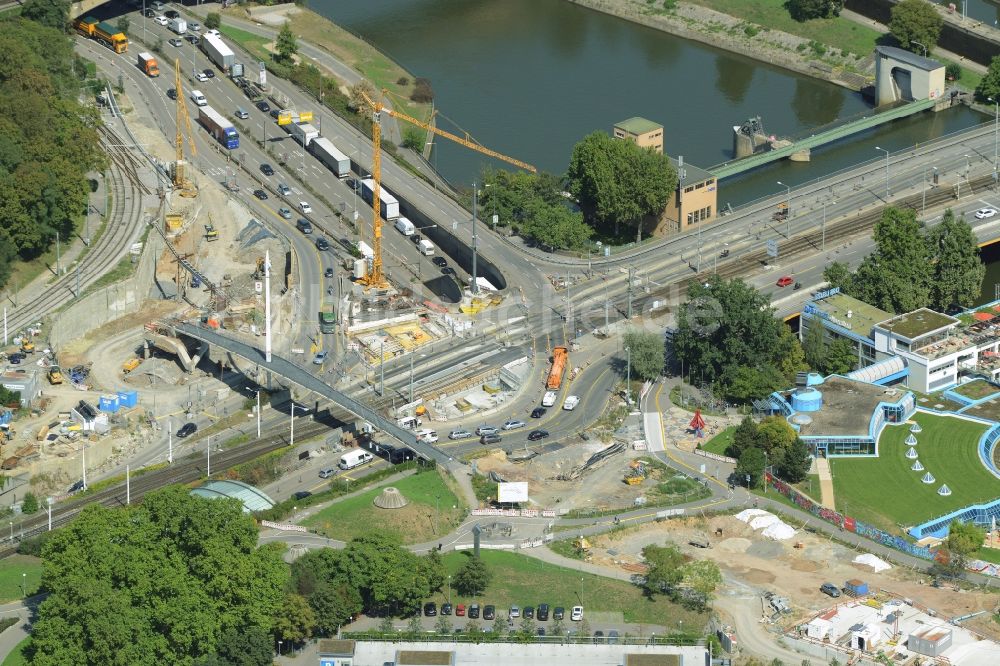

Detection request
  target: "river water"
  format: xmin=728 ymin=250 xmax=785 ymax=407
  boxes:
xmin=314 ymin=0 xmax=986 ymax=208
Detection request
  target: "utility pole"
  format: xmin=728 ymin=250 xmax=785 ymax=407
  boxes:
xmin=625 ymin=346 xmax=632 ymax=406
xmin=168 ymin=419 xmax=173 ymax=463
xmin=256 ymin=389 xmax=261 ymax=439
xmin=471 ymin=182 xmax=479 ymax=295
xmin=207 ymin=435 xmax=211 ymax=477
xmin=379 ymin=338 xmax=385 ymax=396
xmin=56 ymin=232 xmax=61 ymax=275
xmin=126 ymin=465 xmax=130 ymax=505
xmin=409 ymin=353 xmax=414 ymax=403
xmin=626 ymin=267 xmax=634 ymax=319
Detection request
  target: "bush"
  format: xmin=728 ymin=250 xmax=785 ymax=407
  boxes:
xmin=945 ymin=63 xmax=962 ymax=81
xmin=17 ymin=531 xmax=55 ymax=557
xmin=743 ymin=24 xmax=759 ymax=37
xmin=396 ymin=76 xmax=409 ymax=86
xmin=410 ymin=77 xmax=434 ymax=103
xmin=21 ymin=493 xmax=38 ymax=515
xmin=402 ymin=128 xmax=424 ymax=151
xmin=205 ymin=12 xmax=221 ymax=30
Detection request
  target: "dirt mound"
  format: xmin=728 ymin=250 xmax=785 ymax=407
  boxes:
xmin=717 ymin=537 xmax=752 ymax=554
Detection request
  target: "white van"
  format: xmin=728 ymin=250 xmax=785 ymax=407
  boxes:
xmin=338 ymin=450 xmax=374 ymax=470
xmin=415 ymin=429 xmax=438 ymax=443
xmin=541 ymin=391 xmax=557 ymax=407
xmin=563 ymin=395 xmax=580 ymax=411
xmin=394 ymin=217 xmax=415 ymax=236
xmin=189 ymin=89 xmax=207 ymax=107
xmin=417 ymin=239 xmax=435 ymax=256
xmin=168 ymin=17 xmax=187 ymax=34
xmin=397 ymin=416 xmax=422 ymax=429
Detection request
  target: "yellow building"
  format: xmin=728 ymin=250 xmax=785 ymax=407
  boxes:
xmin=612 ymin=117 xmax=718 ymax=234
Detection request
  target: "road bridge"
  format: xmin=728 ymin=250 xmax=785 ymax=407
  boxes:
xmin=168 ymin=322 xmax=455 ymax=465
xmin=710 ymin=97 xmax=939 ymax=180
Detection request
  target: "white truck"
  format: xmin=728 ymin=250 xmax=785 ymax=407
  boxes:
xmin=356 ymin=241 xmax=374 ymax=260
xmin=563 ymin=395 xmax=580 ymax=411
xmin=541 ymin=391 xmax=557 ymax=407
xmin=417 ymin=239 xmax=435 ymax=256
xmin=394 ymin=217 xmax=415 ymax=236
xmin=289 ymin=122 xmax=319 ymax=147
xmin=338 ymin=449 xmax=374 ymax=470
xmin=308 ymin=136 xmax=350 ymax=178
xmin=168 ymin=17 xmax=186 ymax=34
xmin=360 ymin=178 xmax=400 ymax=220
xmin=200 ymin=32 xmax=235 ymax=72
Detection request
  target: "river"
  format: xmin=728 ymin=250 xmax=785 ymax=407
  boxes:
xmin=313 ymin=0 xmax=986 ymax=208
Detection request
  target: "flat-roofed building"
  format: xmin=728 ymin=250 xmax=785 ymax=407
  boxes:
xmin=613 ymin=117 xmax=664 ymax=153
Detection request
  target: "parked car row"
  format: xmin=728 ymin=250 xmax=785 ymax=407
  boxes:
xmin=422 ymin=602 xmax=581 ymax=623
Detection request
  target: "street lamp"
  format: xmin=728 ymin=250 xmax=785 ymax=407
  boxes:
xmin=277 ymin=640 xmax=283 ymax=656
xmin=247 ymin=386 xmax=262 ymax=439
xmin=290 ymin=403 xmax=307 ymax=447
xmin=923 ymin=165 xmax=937 ymax=215
xmin=625 ymin=346 xmax=632 ymax=406
xmin=875 ymin=146 xmax=890 ymax=199
xmin=990 ymin=96 xmax=999 ymax=183
xmin=821 ymin=200 xmax=835 ymax=251
xmin=46 ymin=497 xmax=53 ymax=532
xmin=776 ymin=181 xmax=791 ymax=238
xmin=447 ymin=575 xmax=452 ymax=606
xmin=20 ymin=572 xmax=25 ymax=597
xmin=912 ymin=41 xmax=927 ymax=58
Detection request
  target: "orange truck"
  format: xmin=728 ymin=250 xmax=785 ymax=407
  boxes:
xmin=546 ymin=346 xmax=568 ymax=390
xmin=73 ymin=16 xmax=128 ymax=54
xmin=137 ymin=52 xmax=159 ymax=77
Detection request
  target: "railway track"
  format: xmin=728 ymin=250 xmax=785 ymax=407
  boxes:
xmin=6 ymin=124 xmax=150 ymax=332
xmin=0 ymin=420 xmax=332 ymax=557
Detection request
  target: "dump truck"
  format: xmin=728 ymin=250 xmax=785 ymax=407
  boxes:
xmin=73 ymin=16 xmax=128 ymax=53
xmin=47 ymin=366 xmax=64 ymax=385
xmin=137 ymin=52 xmax=160 ymax=77
xmin=546 ymin=346 xmax=568 ymax=390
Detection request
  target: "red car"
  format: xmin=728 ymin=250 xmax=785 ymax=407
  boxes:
xmin=776 ymin=276 xmax=794 ymax=287
xmin=455 ymin=604 xmax=466 ymax=617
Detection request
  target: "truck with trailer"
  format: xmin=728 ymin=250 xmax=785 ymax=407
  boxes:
xmin=73 ymin=16 xmax=128 ymax=53
xmin=168 ymin=18 xmax=187 ymax=34
xmin=289 ymin=122 xmax=319 ymax=147
xmin=360 ymin=178 xmax=400 ymax=220
xmin=200 ymin=32 xmax=235 ymax=72
xmin=136 ymin=52 xmax=160 ymax=77
xmin=308 ymin=137 xmax=351 ymax=179
xmin=197 ymin=105 xmax=239 ymax=150
xmin=547 ymin=346 xmax=568 ymax=390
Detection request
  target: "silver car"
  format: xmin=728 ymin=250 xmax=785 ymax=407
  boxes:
xmin=502 ymin=420 xmax=526 ymax=430
xmin=449 ymin=429 xmax=473 ymax=440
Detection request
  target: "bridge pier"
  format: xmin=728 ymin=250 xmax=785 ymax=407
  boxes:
xmin=789 ymin=148 xmax=811 ymax=162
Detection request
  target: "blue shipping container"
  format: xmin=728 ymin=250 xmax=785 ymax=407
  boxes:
xmin=117 ymin=390 xmax=138 ymax=408
xmin=98 ymin=395 xmax=120 ymax=413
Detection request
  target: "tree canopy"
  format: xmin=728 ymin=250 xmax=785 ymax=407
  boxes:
xmin=927 ymin=210 xmax=985 ymax=311
xmin=889 ymin=0 xmax=943 ymax=55
xmin=453 ymin=554 xmax=492 ymax=596
xmin=623 ymin=329 xmax=665 ymax=381
xmin=566 ymin=131 xmax=676 ymax=241
xmin=20 ymin=0 xmax=70 ymax=30
xmin=275 ymin=22 xmax=298 ymax=63
xmin=29 ymin=487 xmax=287 ymax=665
xmin=673 ymin=276 xmax=803 ymax=401
xmin=977 ymin=56 xmax=1000 ymax=102
xmin=787 ymin=0 xmax=843 ymax=22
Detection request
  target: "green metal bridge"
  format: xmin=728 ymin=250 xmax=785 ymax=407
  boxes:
xmin=710 ymin=97 xmax=938 ymax=180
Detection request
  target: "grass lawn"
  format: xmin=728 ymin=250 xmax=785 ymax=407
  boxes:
xmin=975 ymin=547 xmax=1000 ymax=564
xmin=830 ymin=413 xmax=1000 ymax=533
xmin=217 ymin=25 xmax=272 ymax=62
xmin=688 ymin=0 xmax=882 ymax=57
xmin=911 ymin=390 xmax=966 ymax=413
xmin=0 ymin=555 xmax=42 ymax=603
xmin=302 ymin=469 xmax=463 ymax=544
xmin=792 ymin=474 xmax=822 ymax=501
xmin=951 ymin=380 xmax=1000 ymax=401
xmin=438 ymin=550 xmax=707 ymax=628
xmin=0 ymin=638 xmax=27 ymax=666
xmin=699 ymin=426 xmax=735 ymax=456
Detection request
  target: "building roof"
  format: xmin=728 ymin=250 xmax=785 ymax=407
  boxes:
xmin=624 ymin=656 xmax=681 ymax=666
xmin=670 ymin=156 xmax=714 ymax=186
xmin=317 ymin=639 xmax=355 ymax=656
xmin=875 ymin=45 xmax=943 ymax=73
xmin=790 ymin=376 xmax=909 ymax=438
xmin=396 ymin=650 xmax=454 ymax=665
xmin=876 ymin=308 xmax=958 ymax=341
xmin=614 ymin=116 xmax=663 ymax=135
xmin=804 ymin=292 xmax=891 ymax=340
xmin=189 ymin=479 xmax=275 ymax=513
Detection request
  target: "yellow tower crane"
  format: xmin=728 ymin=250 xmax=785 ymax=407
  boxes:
xmin=172 ymin=58 xmax=198 ymax=194
xmin=357 ymin=89 xmax=536 ymax=289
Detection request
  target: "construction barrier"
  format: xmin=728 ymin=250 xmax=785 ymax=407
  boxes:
xmin=260 ymin=520 xmax=307 ymax=533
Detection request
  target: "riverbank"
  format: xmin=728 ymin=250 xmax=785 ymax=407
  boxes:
xmin=566 ymin=0 xmax=874 ymax=92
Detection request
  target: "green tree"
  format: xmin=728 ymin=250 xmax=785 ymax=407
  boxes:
xmin=29 ymin=487 xmax=285 ymax=665
xmin=272 ymin=593 xmax=317 ymax=646
xmin=802 ymin=321 xmax=827 ymax=372
xmin=216 ymin=624 xmax=273 ymax=666
xmin=335 ymin=533 xmax=435 ymax=616
xmin=402 ymin=127 xmax=425 ymax=151
xmin=405 ymin=613 xmax=423 ymax=636
xmin=566 ymin=131 xmax=676 ymax=241
xmin=719 ymin=364 xmax=785 ymax=404
xmin=275 ymin=22 xmax=298 ymax=64
xmin=491 ymin=615 xmax=508 ymax=636
xmin=947 ymin=520 xmax=984 ymax=558
xmin=21 ymin=492 xmax=38 ymax=514
xmin=736 ymin=447 xmax=767 ymax=488
xmin=757 ymin=416 xmax=797 ymax=455
xmin=680 ymin=559 xmax=722 ymax=610
xmin=517 ymin=613 xmax=535 ymax=637
xmin=728 ymin=415 xmax=762 ymax=459
xmin=850 ymin=207 xmax=932 ymax=313
xmin=824 ymin=338 xmax=857 ymax=375
xmin=422 ymin=548 xmax=446 ymax=594
xmin=453 ymin=555 xmax=492 ymax=596
xmin=21 ymin=0 xmax=70 ymax=30
xmin=776 ymin=438 xmax=811 ymax=483
xmin=641 ymin=544 xmax=685 ymax=596
xmin=520 ymin=199 xmax=593 ymax=250
xmin=775 ymin=326 xmax=808 ymax=383
xmin=976 ymin=56 xmax=1000 ymax=102
xmin=889 ymin=0 xmax=943 ymax=55
xmin=623 ymin=329 xmax=665 ymax=381
xmin=117 ymin=16 xmax=130 ymax=35
xmin=926 ymin=209 xmax=985 ymax=311
xmin=204 ymin=12 xmax=222 ymax=31
xmin=377 ymin=616 xmax=394 ymax=634
xmin=787 ymin=0 xmax=843 ymax=21
xmin=309 ymin=582 xmax=362 ymax=637
xmin=822 ymin=261 xmax=854 ymax=293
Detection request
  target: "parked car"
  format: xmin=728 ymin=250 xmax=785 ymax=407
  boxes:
xmin=253 ymin=188 xmax=268 ymax=200
xmin=776 ymin=275 xmax=794 ymax=287
xmin=449 ymin=429 xmax=473 ymax=440
xmin=468 ymin=604 xmax=480 ymax=619
xmin=537 ymin=604 xmax=549 ymax=621
xmin=820 ymin=582 xmax=841 ymax=598
xmin=177 ymin=422 xmax=197 ymax=438
xmin=483 ymin=605 xmax=496 ymax=620
xmin=530 ymin=407 xmax=546 ymax=419
xmin=508 ymin=605 xmax=520 ymax=619
xmin=455 ymin=604 xmax=466 ymax=617
xmin=69 ymin=480 xmax=85 ymax=493
xmin=278 ymin=207 xmax=292 ymax=219
xmin=553 ymin=607 xmax=565 ymax=620
xmin=292 ymin=491 xmax=311 ymax=500
xmin=608 ymin=630 xmax=620 ymax=644
xmin=480 ymin=433 xmax=501 ymax=445
xmin=571 ymin=606 xmax=584 ymax=621
xmin=523 ymin=606 xmax=534 ymax=619
xmin=502 ymin=419 xmax=526 ymax=430
xmin=441 ymin=603 xmax=452 ymax=616
xmin=432 ymin=256 xmax=447 ymax=267
xmin=424 ymin=602 xmax=437 ymax=617
xmin=260 ymin=163 xmax=274 ymax=176
xmin=594 ymin=630 xmax=605 ymax=643
xmin=527 ymin=429 xmax=549 ymax=441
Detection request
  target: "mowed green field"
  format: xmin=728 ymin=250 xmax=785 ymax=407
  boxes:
xmin=438 ymin=550 xmax=706 ymax=628
xmin=302 ymin=469 xmax=463 ymax=544
xmin=0 ymin=555 xmax=41 ymax=603
xmin=830 ymin=413 xmax=1000 ymax=532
